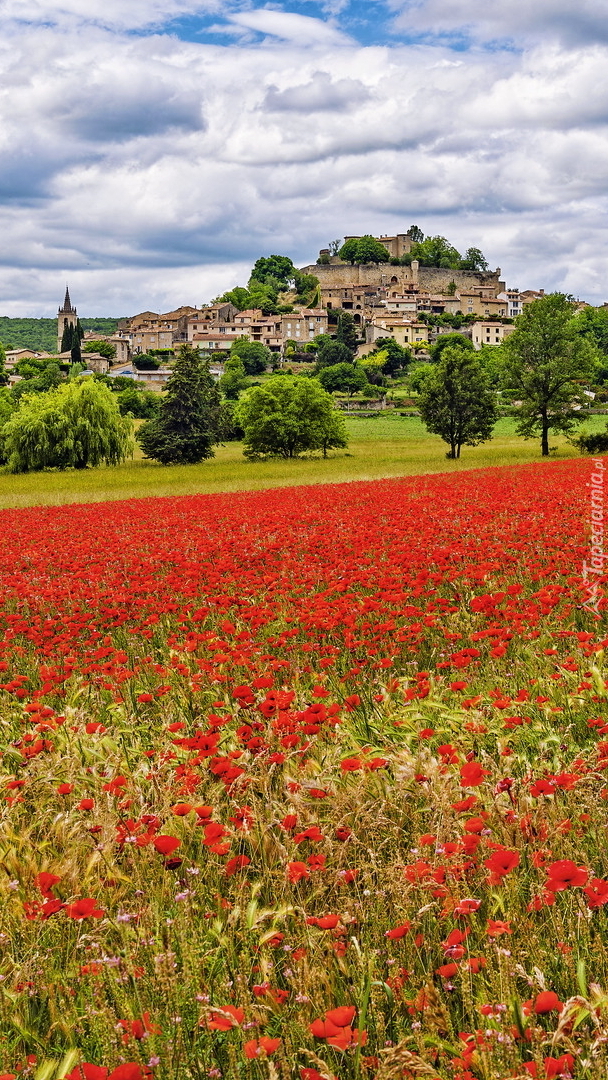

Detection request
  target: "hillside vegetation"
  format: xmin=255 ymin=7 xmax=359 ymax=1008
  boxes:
xmin=0 ymin=317 xmax=120 ymax=353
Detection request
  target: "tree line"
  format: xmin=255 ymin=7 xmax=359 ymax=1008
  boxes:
xmin=1 ymin=293 xmax=608 ymax=472
xmin=0 ymin=317 xmax=119 ymax=354
xmin=328 ymin=227 xmax=489 ymax=271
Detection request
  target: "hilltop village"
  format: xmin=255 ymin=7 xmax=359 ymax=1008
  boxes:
xmin=3 ymin=231 xmax=558 ymax=389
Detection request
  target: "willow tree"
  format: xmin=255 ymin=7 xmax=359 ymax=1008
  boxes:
xmin=2 ymin=379 xmax=133 ymax=472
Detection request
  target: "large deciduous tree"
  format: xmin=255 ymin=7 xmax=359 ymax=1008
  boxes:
xmin=429 ymin=332 xmax=475 ymax=364
xmin=235 ymin=375 xmax=347 ymax=459
xmin=418 ymin=346 xmax=497 ymax=458
xmin=83 ymin=340 xmax=116 ymax=359
xmin=338 ymin=236 xmax=389 ymax=265
xmin=501 ymin=293 xmax=597 ymax=456
xmin=229 ymin=338 xmax=270 ymax=375
xmin=250 ymin=255 xmax=296 ymax=290
xmin=2 ymin=379 xmax=133 ymax=472
xmin=317 ymin=363 xmax=369 ymax=397
xmin=138 ymin=344 xmax=221 ymax=465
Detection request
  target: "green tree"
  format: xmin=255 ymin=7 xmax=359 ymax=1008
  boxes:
xmin=60 ymin=322 xmax=74 ymax=353
xmin=217 ymin=286 xmax=251 ymax=310
xmin=501 ymin=293 xmax=597 ymax=456
xmin=220 ymin=357 xmax=248 ymax=400
xmin=12 ymin=361 xmax=64 ymax=400
xmin=230 ymin=338 xmax=270 ymax=375
xmin=339 ymin=235 xmax=389 ymax=264
xmin=336 ymin=311 xmax=359 ymax=352
xmin=406 ymin=225 xmax=424 ymax=243
xmin=138 ymin=344 xmax=221 ymax=465
xmin=2 ymin=379 xmax=133 ymax=472
xmin=133 ymin=354 xmax=162 ymax=371
xmin=359 ymin=354 xmax=388 ymax=387
xmin=293 ymin=272 xmax=320 ymax=304
xmin=218 ymin=282 xmax=279 ymax=315
xmin=116 ymin=388 xmax=160 ymax=419
xmin=572 ymin=305 xmax=608 ymax=358
xmin=337 ymin=238 xmax=360 ymax=264
xmin=355 ymin=235 xmax=390 ymax=264
xmin=316 ymin=338 xmax=355 ymax=368
xmin=418 ymin=346 xmax=498 ymax=458
xmin=83 ymin=340 xmax=117 ymax=359
xmin=60 ymin=322 xmax=83 ymax=363
xmin=408 ymin=362 xmax=435 ymax=392
xmin=369 ymin=337 xmax=412 ymax=375
xmin=250 ymin=255 xmax=295 ymax=290
xmin=460 ymin=247 xmax=489 ymax=271
xmin=429 ymin=332 xmax=475 ymax=364
xmin=410 ymin=236 xmax=462 ymax=269
xmin=236 ymin=375 xmax=348 ymax=459
xmin=0 ymin=341 xmax=7 ymax=387
xmin=317 ymin=363 xmax=369 ymax=396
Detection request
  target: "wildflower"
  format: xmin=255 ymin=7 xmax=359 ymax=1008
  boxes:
xmin=204 ymin=1005 xmax=245 ymax=1030
xmin=224 ymin=855 xmax=251 ymax=876
xmin=530 ymin=991 xmax=563 ymax=1015
xmin=152 ymin=836 xmax=182 ymax=856
xmin=545 ymin=860 xmax=588 ymax=892
xmin=583 ymin=877 xmax=608 ymax=908
xmin=484 ymin=848 xmax=520 ymax=883
xmin=385 ymin=923 xmax=411 ymax=939
xmin=460 ymin=761 xmax=490 ymax=787
xmin=243 ymin=1037 xmax=281 ymax=1058
xmin=65 ymin=898 xmax=104 ymax=920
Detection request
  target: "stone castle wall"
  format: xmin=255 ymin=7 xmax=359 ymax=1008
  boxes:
xmin=300 ymin=261 xmax=505 ymax=295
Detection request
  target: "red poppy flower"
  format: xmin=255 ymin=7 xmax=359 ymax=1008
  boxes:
xmin=35 ymin=871 xmax=61 ymax=899
xmin=205 ymin=1005 xmax=245 ymax=1030
xmin=152 ymin=835 xmax=182 ymax=856
xmin=225 ymin=855 xmax=251 ymax=876
xmin=545 ymin=860 xmax=588 ymax=891
xmin=484 ymin=848 xmax=520 ymax=881
xmin=287 ymin=861 xmax=311 ymax=883
xmin=583 ymin=877 xmax=608 ymax=908
xmin=107 ymin=1066 xmax=152 ymax=1080
xmin=65 ymin=1067 xmax=108 ymax=1080
xmin=531 ymin=991 xmax=563 ymax=1014
xmin=385 ymin=922 xmax=411 ymax=939
xmin=460 ymin=761 xmax=490 ymax=787
xmin=64 ymin=898 xmax=104 ymax=920
xmin=436 ymin=962 xmax=459 ymax=978
xmin=325 ymin=1005 xmax=356 ymax=1027
xmin=243 ymin=1037 xmax=281 ymax=1058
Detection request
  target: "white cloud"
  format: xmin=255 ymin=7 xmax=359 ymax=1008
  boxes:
xmin=0 ymin=0 xmax=220 ymax=32
xmin=388 ymin=0 xmax=608 ymax=47
xmin=1 ymin=6 xmax=608 ymax=315
xmin=227 ymin=10 xmax=353 ymax=46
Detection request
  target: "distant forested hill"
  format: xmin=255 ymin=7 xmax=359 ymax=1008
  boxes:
xmin=0 ymin=317 xmax=120 ymax=352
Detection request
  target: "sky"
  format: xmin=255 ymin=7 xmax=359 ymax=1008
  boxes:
xmin=0 ymin=0 xmax=607 ymax=316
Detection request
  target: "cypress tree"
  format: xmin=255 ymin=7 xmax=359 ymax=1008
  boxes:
xmin=60 ymin=322 xmax=73 ymax=353
xmin=138 ymin=344 xmax=221 ymax=465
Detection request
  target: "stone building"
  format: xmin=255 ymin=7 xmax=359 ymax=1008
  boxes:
xmin=57 ymin=286 xmax=78 ymax=352
xmin=302 ymin=257 xmax=505 ymax=298
xmin=471 ymin=321 xmax=516 ymax=349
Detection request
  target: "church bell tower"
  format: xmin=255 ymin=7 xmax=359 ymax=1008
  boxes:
xmin=57 ymin=286 xmax=77 ymax=353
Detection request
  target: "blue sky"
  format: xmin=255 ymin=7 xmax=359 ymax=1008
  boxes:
xmin=166 ymin=2 xmax=406 ymax=49
xmin=0 ymin=0 xmax=607 ymax=315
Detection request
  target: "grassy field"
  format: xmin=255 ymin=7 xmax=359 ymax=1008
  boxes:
xmin=0 ymin=412 xmax=606 ymax=509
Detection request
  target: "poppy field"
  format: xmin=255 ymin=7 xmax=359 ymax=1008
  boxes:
xmin=0 ymin=458 xmax=608 ymax=1080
